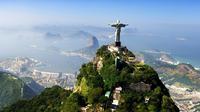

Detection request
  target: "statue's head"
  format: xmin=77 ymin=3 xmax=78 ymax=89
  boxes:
xmin=117 ymin=20 xmax=120 ymax=24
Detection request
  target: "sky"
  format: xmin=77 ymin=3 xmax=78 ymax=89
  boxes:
xmin=0 ymin=0 xmax=200 ymax=27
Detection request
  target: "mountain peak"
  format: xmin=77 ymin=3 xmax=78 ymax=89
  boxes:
xmin=2 ymin=45 xmax=179 ymax=112
xmin=73 ymin=45 xmax=179 ymax=111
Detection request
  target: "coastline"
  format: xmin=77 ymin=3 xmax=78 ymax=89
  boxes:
xmin=174 ymin=56 xmax=200 ymax=71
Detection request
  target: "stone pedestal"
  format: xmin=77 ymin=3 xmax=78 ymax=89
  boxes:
xmin=115 ymin=42 xmax=121 ymax=47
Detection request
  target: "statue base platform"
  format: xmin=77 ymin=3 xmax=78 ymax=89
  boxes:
xmin=115 ymin=42 xmax=121 ymax=47
xmin=108 ymin=44 xmax=126 ymax=53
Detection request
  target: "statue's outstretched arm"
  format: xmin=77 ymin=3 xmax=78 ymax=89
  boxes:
xmin=111 ymin=24 xmax=117 ymax=27
xmin=120 ymin=24 xmax=128 ymax=27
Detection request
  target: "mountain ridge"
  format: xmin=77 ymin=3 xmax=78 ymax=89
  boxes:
xmin=0 ymin=72 xmax=41 ymax=110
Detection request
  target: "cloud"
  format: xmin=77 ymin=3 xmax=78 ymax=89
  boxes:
xmin=30 ymin=45 xmax=38 ymax=48
xmin=176 ymin=37 xmax=187 ymax=41
xmin=45 ymin=32 xmax=62 ymax=39
xmin=108 ymin=34 xmax=115 ymax=38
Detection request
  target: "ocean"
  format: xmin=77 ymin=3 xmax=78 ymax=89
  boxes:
xmin=120 ymin=33 xmax=200 ymax=68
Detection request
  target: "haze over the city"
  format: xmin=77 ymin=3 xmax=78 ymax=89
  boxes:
xmin=1 ymin=0 xmax=200 ymax=71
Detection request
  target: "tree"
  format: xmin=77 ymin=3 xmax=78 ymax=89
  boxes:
xmin=135 ymin=103 xmax=146 ymax=112
xmin=3 ymin=86 xmax=72 ymax=112
xmin=148 ymin=104 xmax=157 ymax=112
xmin=79 ymin=77 xmax=90 ymax=97
xmin=87 ymin=87 xmax=103 ymax=104
xmin=161 ymin=95 xmax=179 ymax=112
xmin=100 ymin=64 xmax=119 ymax=90
xmin=62 ymin=93 xmax=85 ymax=112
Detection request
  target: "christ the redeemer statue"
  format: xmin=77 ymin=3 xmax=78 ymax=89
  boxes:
xmin=110 ymin=20 xmax=128 ymax=47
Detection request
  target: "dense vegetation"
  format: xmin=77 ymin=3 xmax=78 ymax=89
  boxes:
xmin=2 ymin=86 xmax=72 ymax=112
xmin=2 ymin=45 xmax=179 ymax=112
xmin=0 ymin=72 xmax=37 ymax=110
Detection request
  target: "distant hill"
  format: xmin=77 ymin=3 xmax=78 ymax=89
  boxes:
xmin=2 ymin=45 xmax=179 ymax=112
xmin=20 ymin=77 xmax=44 ymax=95
xmin=73 ymin=36 xmax=99 ymax=56
xmin=61 ymin=35 xmax=99 ymax=60
xmin=140 ymin=51 xmax=200 ymax=90
xmin=69 ymin=30 xmax=93 ymax=39
xmin=0 ymin=72 xmax=43 ymax=110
